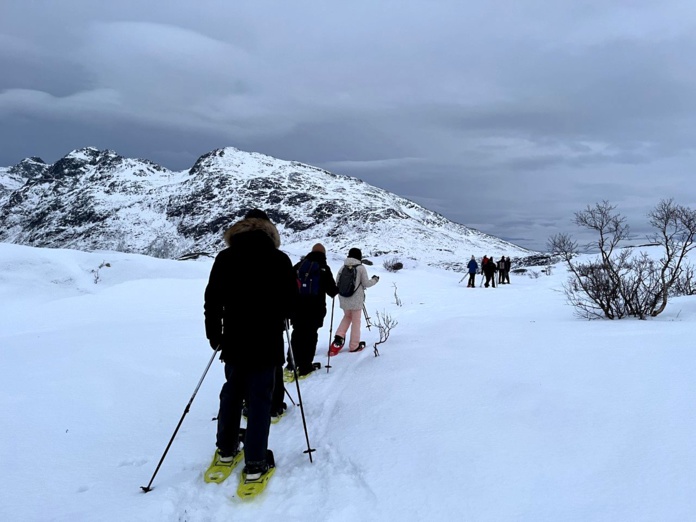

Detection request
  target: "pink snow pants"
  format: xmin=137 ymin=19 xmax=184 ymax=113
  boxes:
xmin=336 ymin=309 xmax=362 ymax=351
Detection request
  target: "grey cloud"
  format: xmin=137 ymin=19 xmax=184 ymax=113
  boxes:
xmin=2 ymin=0 xmax=696 ymax=252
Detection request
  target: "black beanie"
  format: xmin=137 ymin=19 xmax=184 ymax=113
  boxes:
xmin=348 ymin=247 xmax=362 ymax=261
xmin=245 ymin=208 xmax=270 ymax=221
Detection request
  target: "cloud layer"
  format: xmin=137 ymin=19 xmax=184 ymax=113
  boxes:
xmin=2 ymin=0 xmax=696 ymax=250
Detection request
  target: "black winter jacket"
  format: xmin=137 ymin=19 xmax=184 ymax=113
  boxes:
xmin=482 ymin=260 xmax=498 ymax=276
xmin=292 ymin=250 xmax=339 ymax=328
xmin=204 ymin=218 xmax=298 ymax=367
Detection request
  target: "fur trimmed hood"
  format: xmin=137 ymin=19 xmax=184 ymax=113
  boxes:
xmin=223 ymin=217 xmax=281 ymax=248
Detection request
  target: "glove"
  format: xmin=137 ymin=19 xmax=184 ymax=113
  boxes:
xmin=209 ymin=338 xmax=222 ymax=350
xmin=372 ymin=275 xmax=379 ymax=282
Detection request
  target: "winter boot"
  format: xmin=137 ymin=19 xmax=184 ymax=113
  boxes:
xmin=329 ymin=335 xmax=345 ymax=356
xmin=237 ymin=450 xmax=276 ymax=498
xmin=270 ymin=402 xmax=287 ymax=424
xmin=350 ymin=341 xmax=366 ymax=353
xmin=204 ymin=447 xmax=244 ymax=484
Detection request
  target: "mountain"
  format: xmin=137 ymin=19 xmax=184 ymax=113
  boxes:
xmin=0 ymin=156 xmax=48 ymax=203
xmin=0 ymin=146 xmax=535 ymax=269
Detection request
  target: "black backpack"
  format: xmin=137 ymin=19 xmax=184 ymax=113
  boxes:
xmin=337 ymin=265 xmax=359 ymax=297
xmin=297 ymin=259 xmax=322 ymax=296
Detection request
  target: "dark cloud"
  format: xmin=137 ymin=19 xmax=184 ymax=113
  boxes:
xmin=2 ymin=0 xmax=696 ymax=252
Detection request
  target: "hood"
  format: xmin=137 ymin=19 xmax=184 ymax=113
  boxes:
xmin=344 ymin=257 xmax=362 ymax=267
xmin=223 ymin=217 xmax=281 ymax=248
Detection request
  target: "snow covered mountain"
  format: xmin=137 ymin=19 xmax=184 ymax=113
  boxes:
xmin=0 ymin=147 xmax=535 ymax=268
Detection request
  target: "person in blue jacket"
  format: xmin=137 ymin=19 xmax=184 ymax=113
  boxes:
xmin=466 ymin=255 xmax=478 ymax=288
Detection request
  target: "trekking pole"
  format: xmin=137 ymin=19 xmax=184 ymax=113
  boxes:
xmin=285 ymin=320 xmax=316 ymax=462
xmin=459 ymin=274 xmax=467 ymax=284
xmin=141 ymin=346 xmax=220 ymax=492
xmin=284 ymin=387 xmax=297 ymax=407
xmin=362 ymin=303 xmax=372 ymax=331
xmin=326 ymin=297 xmax=335 ymax=373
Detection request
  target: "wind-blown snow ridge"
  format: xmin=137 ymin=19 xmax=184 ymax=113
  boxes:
xmin=0 ymin=146 xmax=535 ymax=268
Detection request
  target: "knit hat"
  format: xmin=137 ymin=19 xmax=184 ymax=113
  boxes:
xmin=312 ymin=243 xmax=326 ymax=254
xmin=348 ymin=247 xmax=362 ymax=261
xmin=245 ymin=208 xmax=270 ymax=221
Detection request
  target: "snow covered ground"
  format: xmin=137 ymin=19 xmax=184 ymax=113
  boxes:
xmin=1 ymin=242 xmax=695 ymax=522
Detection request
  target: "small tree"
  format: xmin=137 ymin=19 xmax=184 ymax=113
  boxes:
xmin=549 ymin=199 xmax=696 ymax=319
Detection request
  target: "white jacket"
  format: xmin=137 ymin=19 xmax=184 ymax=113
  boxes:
xmin=336 ymin=257 xmax=378 ymax=310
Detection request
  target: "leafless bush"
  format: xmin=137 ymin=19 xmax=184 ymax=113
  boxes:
xmin=383 ymin=257 xmax=404 ymax=272
xmin=373 ymin=310 xmax=398 ymax=357
xmin=91 ymin=260 xmax=111 ymax=284
xmin=549 ymin=199 xmax=696 ymax=319
xmin=671 ymin=264 xmax=696 ymax=296
xmin=528 ymin=270 xmax=541 ymax=279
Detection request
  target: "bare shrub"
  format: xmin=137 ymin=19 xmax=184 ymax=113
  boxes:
xmin=91 ymin=260 xmax=111 ymax=284
xmin=383 ymin=257 xmax=404 ymax=272
xmin=549 ymin=199 xmax=696 ymax=319
xmin=373 ymin=310 xmax=398 ymax=357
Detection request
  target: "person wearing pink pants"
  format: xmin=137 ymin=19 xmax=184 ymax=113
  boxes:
xmin=330 ymin=248 xmax=379 ymax=354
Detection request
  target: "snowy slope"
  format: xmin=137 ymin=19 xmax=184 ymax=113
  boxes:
xmin=1 ymin=242 xmax=695 ymax=522
xmin=0 ymin=147 xmax=534 ymax=269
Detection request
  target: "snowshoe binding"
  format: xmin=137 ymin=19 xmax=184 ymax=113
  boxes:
xmin=298 ymin=362 xmax=322 ymax=380
xmin=237 ymin=450 xmax=276 ymax=499
xmin=283 ymin=367 xmax=296 ymax=383
xmin=204 ymin=428 xmax=246 ymax=484
xmin=328 ymin=335 xmax=345 ymax=356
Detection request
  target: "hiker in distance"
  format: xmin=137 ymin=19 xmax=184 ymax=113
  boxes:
xmin=466 ymin=255 xmax=478 ymax=288
xmin=498 ymin=255 xmax=506 ymax=285
xmin=203 ymin=209 xmax=297 ymax=484
xmin=330 ymin=247 xmax=379 ymax=354
xmin=285 ymin=243 xmax=339 ymax=381
xmin=482 ymin=255 xmax=497 ymax=288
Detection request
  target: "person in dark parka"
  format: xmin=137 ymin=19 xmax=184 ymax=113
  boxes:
xmin=482 ymin=255 xmax=497 ymax=288
xmin=204 ymin=209 xmax=298 ymax=479
xmin=498 ymin=255 xmax=507 ymax=285
xmin=287 ymin=243 xmax=339 ymax=378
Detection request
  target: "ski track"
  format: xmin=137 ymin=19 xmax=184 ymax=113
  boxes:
xmin=159 ymin=353 xmax=385 ymax=522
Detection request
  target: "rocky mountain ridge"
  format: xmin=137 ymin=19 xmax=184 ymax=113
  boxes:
xmin=0 ymin=146 xmax=537 ymax=269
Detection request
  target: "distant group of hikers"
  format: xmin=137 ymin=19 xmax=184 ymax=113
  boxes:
xmin=464 ymin=255 xmax=512 ymax=288
xmin=202 ymin=209 xmax=379 ymax=492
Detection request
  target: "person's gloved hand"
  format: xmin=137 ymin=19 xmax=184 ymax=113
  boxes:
xmin=372 ymin=275 xmax=379 ymax=282
xmin=209 ymin=338 xmax=222 ymax=350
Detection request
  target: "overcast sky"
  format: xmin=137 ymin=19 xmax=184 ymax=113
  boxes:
xmin=2 ymin=1 xmax=696 ymax=251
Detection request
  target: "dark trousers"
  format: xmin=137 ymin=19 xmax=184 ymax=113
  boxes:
xmin=467 ymin=273 xmax=476 ymax=287
xmin=484 ymin=273 xmax=496 ymax=287
xmin=289 ymin=323 xmax=319 ymax=374
xmin=271 ymin=366 xmax=284 ymax=412
xmin=217 ymin=364 xmax=274 ymax=464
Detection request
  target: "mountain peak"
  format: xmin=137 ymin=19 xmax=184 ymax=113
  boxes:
xmin=0 ymin=146 xmax=535 ymax=267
